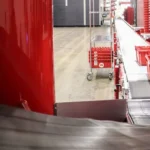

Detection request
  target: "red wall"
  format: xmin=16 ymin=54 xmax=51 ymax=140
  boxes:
xmin=0 ymin=0 xmax=55 ymax=115
xmin=137 ymin=0 xmax=144 ymax=27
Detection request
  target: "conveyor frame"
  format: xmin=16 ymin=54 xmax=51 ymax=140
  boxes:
xmin=115 ymin=19 xmax=150 ymax=100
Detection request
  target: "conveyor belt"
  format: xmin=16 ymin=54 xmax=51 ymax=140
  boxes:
xmin=128 ymin=100 xmax=150 ymax=125
xmin=129 ymin=81 xmax=150 ymax=99
xmin=116 ymin=19 xmax=150 ymax=99
xmin=1 ymin=105 xmax=150 ymax=149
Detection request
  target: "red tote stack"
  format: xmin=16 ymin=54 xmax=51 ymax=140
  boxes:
xmin=89 ymin=47 xmax=112 ymax=68
xmin=135 ymin=46 xmax=150 ymax=66
xmin=124 ymin=7 xmax=134 ymax=25
xmin=144 ymin=0 xmax=150 ymax=33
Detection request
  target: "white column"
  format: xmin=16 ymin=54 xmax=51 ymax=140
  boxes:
xmin=65 ymin=0 xmax=68 ymax=6
xmin=83 ymin=0 xmax=86 ymax=25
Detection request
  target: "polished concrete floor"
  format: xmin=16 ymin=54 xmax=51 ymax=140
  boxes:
xmin=54 ymin=26 xmax=114 ymax=103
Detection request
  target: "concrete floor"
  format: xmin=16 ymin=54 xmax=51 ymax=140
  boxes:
xmin=54 ymin=26 xmax=114 ymax=103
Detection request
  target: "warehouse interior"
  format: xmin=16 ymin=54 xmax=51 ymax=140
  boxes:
xmin=54 ymin=0 xmax=130 ymax=102
xmin=1 ymin=0 xmax=150 ymax=149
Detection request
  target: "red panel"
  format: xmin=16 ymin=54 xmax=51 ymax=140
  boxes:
xmin=0 ymin=0 xmax=55 ymax=115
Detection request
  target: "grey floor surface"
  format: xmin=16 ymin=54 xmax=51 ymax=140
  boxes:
xmin=54 ymin=26 xmax=114 ymax=102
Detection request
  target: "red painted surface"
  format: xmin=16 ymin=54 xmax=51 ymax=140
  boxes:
xmin=119 ymin=64 xmax=124 ymax=92
xmin=114 ymin=65 xmax=120 ymax=99
xmin=0 ymin=0 xmax=55 ymax=115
